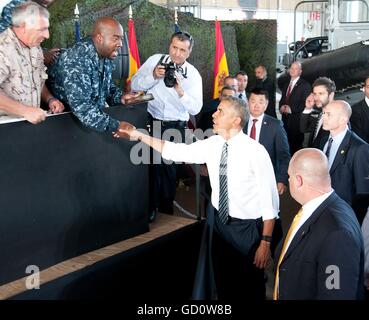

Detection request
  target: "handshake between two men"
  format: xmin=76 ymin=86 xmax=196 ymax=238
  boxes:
xmin=113 ymin=122 xmax=149 ymax=142
xmin=113 ymin=122 xmax=167 ymax=154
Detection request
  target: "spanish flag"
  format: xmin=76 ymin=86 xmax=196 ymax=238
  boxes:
xmin=126 ymin=17 xmax=141 ymax=90
xmin=213 ymin=20 xmax=229 ymax=99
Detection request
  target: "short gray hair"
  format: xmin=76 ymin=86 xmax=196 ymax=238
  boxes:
xmin=12 ymin=1 xmax=49 ymax=27
xmin=222 ymin=96 xmax=249 ymax=128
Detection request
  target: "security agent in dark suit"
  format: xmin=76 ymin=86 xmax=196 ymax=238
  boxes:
xmin=300 ymin=77 xmax=335 ymax=149
xmin=351 ymin=76 xmax=369 ymax=143
xmin=244 ymin=89 xmax=290 ymax=256
xmin=321 ymin=100 xmax=369 ymax=225
xmin=279 ymin=61 xmax=311 ymax=154
xmin=254 ymin=64 xmax=277 ymax=118
xmin=274 ymin=148 xmax=364 ymax=300
xmin=197 ymin=86 xmax=236 ymax=132
xmin=244 ymin=88 xmax=291 ymax=196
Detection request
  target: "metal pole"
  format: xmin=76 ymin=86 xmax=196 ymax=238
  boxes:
xmin=195 ymin=164 xmax=201 ymax=220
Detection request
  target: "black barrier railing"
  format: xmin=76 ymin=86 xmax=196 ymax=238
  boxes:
xmin=0 ymin=104 xmax=149 ymax=286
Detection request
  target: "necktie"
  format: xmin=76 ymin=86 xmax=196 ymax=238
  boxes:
xmin=313 ymin=112 xmax=323 ymax=140
xmin=238 ymin=93 xmax=243 ymax=100
xmin=250 ymin=119 xmax=258 ymax=140
xmin=273 ymin=208 xmax=304 ymax=300
xmin=286 ymin=82 xmax=293 ymax=98
xmin=325 ymin=137 xmax=333 ymax=160
xmin=218 ymin=142 xmax=229 ymax=224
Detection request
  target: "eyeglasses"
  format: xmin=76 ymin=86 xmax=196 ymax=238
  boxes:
xmin=173 ymin=31 xmax=193 ymax=43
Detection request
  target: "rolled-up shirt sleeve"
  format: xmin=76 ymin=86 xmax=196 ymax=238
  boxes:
xmin=131 ymin=55 xmax=160 ymax=91
xmin=162 ymin=139 xmax=209 ymax=164
xmin=253 ymin=146 xmax=280 ymax=221
xmin=178 ymin=69 xmax=203 ymax=116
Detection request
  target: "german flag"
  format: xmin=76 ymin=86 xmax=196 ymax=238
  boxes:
xmin=213 ymin=20 xmax=229 ymax=99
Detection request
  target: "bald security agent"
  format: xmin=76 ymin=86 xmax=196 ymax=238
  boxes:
xmin=321 ymin=100 xmax=369 ymax=224
xmin=274 ymin=149 xmax=364 ymax=300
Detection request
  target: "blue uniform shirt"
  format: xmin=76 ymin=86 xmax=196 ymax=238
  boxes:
xmin=49 ymin=37 xmax=122 ymax=132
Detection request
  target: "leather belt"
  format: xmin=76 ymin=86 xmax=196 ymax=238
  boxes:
xmin=153 ymin=118 xmax=187 ymax=127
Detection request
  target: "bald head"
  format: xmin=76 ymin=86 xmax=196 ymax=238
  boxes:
xmin=92 ymin=17 xmax=122 ymax=37
xmin=330 ymin=100 xmax=352 ymax=118
xmin=92 ymin=17 xmax=123 ymax=59
xmin=288 ymin=149 xmax=331 ymax=204
xmin=291 ymin=149 xmax=330 ymax=182
xmin=322 ymin=100 xmax=352 ymax=136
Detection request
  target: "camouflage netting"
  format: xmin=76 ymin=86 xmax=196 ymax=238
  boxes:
xmin=47 ymin=0 xmax=275 ymax=102
xmin=228 ymin=20 xmax=277 ymax=91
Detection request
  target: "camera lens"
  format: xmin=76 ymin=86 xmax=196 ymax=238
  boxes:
xmin=163 ymin=63 xmax=177 ymax=88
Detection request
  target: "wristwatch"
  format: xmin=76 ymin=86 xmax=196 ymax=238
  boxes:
xmin=261 ymin=235 xmax=272 ymax=242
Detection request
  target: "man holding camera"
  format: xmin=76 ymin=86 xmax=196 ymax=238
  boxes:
xmin=131 ymin=31 xmax=203 ymax=220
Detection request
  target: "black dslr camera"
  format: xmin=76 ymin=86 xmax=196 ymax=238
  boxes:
xmin=158 ymin=55 xmax=185 ymax=88
xmin=161 ymin=61 xmax=177 ymax=88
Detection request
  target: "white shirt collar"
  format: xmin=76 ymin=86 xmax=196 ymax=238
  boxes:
xmin=331 ymin=127 xmax=348 ymax=144
xmin=365 ymin=96 xmax=369 ymax=107
xmin=290 ymin=76 xmax=300 ymax=87
xmin=220 ymin=129 xmax=243 ymax=145
xmin=325 ymin=127 xmax=348 ymax=168
xmin=250 ymin=114 xmax=265 ymax=122
xmin=284 ymin=190 xmax=334 ymax=251
xmin=302 ymin=190 xmax=334 ymax=218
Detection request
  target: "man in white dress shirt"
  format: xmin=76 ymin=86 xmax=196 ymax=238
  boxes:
xmin=117 ymin=96 xmax=279 ymax=299
xmin=131 ymin=31 xmax=202 ymax=220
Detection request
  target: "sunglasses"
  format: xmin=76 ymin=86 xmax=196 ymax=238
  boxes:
xmin=174 ymin=31 xmax=193 ymax=42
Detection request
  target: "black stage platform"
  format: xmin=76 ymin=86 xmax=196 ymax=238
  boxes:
xmin=0 ymin=104 xmax=149 ymax=286
xmin=11 ymin=220 xmax=203 ymax=300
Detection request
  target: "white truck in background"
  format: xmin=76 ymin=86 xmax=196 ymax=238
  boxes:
xmin=278 ymin=0 xmax=369 ymax=104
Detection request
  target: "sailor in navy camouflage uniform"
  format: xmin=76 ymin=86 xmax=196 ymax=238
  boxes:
xmin=49 ymin=17 xmax=134 ymax=136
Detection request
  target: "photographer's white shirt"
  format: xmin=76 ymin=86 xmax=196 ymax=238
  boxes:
xmin=131 ymin=53 xmax=203 ymax=121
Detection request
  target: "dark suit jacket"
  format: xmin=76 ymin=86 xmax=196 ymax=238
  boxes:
xmin=324 ymin=131 xmax=369 ymax=204
xmin=279 ymin=77 xmax=311 ymax=120
xmin=322 ymin=130 xmax=369 ymax=224
xmin=197 ymin=99 xmax=219 ymax=131
xmin=244 ymin=115 xmax=291 ymax=185
xmin=255 ymin=77 xmax=277 ymax=118
xmin=276 ymin=192 xmax=364 ymax=300
xmin=300 ymin=107 xmax=330 ymax=149
xmin=351 ymin=99 xmax=369 ymax=143
xmin=279 ymin=77 xmax=311 ymax=152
